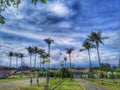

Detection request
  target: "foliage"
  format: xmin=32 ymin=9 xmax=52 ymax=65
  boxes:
xmin=60 ymin=68 xmax=70 ymax=78
xmin=0 ymin=0 xmax=46 ymax=24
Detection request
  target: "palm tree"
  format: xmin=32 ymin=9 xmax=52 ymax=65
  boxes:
xmin=40 ymin=52 xmax=49 ymax=69
xmin=66 ymin=48 xmax=74 ymax=69
xmin=80 ymin=39 xmax=95 ymax=78
xmin=8 ymin=51 xmax=14 ymax=68
xmin=63 ymin=56 xmax=67 ymax=68
xmin=14 ymin=52 xmax=19 ymax=68
xmin=33 ymin=46 xmax=38 ymax=68
xmin=19 ymin=53 xmax=24 ymax=68
xmin=44 ymin=37 xmax=54 ymax=68
xmin=38 ymin=49 xmax=45 ymax=68
xmin=88 ymin=30 xmax=108 ymax=76
xmin=27 ymin=46 xmax=33 ymax=68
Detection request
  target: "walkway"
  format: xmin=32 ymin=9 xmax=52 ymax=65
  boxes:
xmin=76 ymin=79 xmax=111 ymax=90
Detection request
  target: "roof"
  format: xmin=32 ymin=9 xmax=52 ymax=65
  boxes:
xmin=0 ymin=65 xmax=10 ymax=69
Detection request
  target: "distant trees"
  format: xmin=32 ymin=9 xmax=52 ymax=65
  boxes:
xmin=7 ymin=52 xmax=25 ymax=68
xmin=7 ymin=51 xmax=14 ymax=68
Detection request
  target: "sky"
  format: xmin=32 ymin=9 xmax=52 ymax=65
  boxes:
xmin=0 ymin=0 xmax=120 ymax=68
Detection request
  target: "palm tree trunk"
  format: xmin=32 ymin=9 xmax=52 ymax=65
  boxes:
xmin=69 ymin=54 xmax=71 ymax=69
xmin=10 ymin=57 xmax=12 ymax=68
xmin=88 ymin=49 xmax=92 ymax=78
xmin=40 ymin=58 xmax=41 ymax=68
xmin=16 ymin=57 xmax=18 ymax=68
xmin=34 ymin=54 xmax=36 ymax=68
xmin=30 ymin=54 xmax=32 ymax=68
xmin=48 ymin=44 xmax=50 ymax=68
xmin=21 ymin=58 xmax=22 ymax=70
xmin=96 ymin=46 xmax=101 ymax=68
xmin=96 ymin=45 xmax=102 ymax=80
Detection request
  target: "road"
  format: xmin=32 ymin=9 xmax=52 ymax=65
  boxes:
xmin=76 ymin=79 xmax=111 ymax=90
xmin=0 ymin=78 xmax=44 ymax=90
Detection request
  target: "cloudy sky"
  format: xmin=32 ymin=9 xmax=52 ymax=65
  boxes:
xmin=0 ymin=0 xmax=120 ymax=68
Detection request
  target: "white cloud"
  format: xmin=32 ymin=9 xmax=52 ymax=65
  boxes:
xmin=48 ymin=2 xmax=70 ymax=17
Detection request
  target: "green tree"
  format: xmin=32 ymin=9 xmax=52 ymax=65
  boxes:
xmin=7 ymin=51 xmax=14 ymax=68
xmin=88 ymin=30 xmax=108 ymax=75
xmin=66 ymin=48 xmax=74 ymax=69
xmin=27 ymin=46 xmax=34 ymax=68
xmin=38 ymin=48 xmax=45 ymax=68
xmin=63 ymin=56 xmax=67 ymax=68
xmin=19 ymin=53 xmax=24 ymax=68
xmin=40 ymin=52 xmax=49 ymax=69
xmin=80 ymin=39 xmax=95 ymax=78
xmin=44 ymin=37 xmax=54 ymax=68
xmin=14 ymin=52 xmax=19 ymax=68
xmin=33 ymin=46 xmax=39 ymax=68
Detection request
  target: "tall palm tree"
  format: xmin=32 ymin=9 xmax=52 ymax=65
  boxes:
xmin=80 ymin=39 xmax=95 ymax=77
xmin=88 ymin=30 xmax=108 ymax=75
xmin=27 ymin=46 xmax=33 ymax=68
xmin=8 ymin=51 xmax=14 ymax=68
xmin=63 ymin=56 xmax=67 ymax=68
xmin=14 ymin=52 xmax=19 ymax=68
xmin=33 ymin=46 xmax=38 ymax=68
xmin=66 ymin=48 xmax=74 ymax=69
xmin=44 ymin=37 xmax=54 ymax=68
xmin=38 ymin=49 xmax=45 ymax=68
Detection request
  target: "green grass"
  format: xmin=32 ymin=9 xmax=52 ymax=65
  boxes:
xmin=0 ymin=77 xmax=29 ymax=82
xmin=56 ymin=78 xmax=85 ymax=90
xmin=17 ymin=78 xmax=62 ymax=90
xmin=84 ymin=78 xmax=120 ymax=90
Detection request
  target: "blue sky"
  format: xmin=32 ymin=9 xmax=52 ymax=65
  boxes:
xmin=0 ymin=0 xmax=120 ymax=68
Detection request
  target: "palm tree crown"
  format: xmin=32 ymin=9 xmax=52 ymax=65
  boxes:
xmin=8 ymin=51 xmax=14 ymax=68
xmin=88 ymin=30 xmax=108 ymax=47
xmin=80 ymin=40 xmax=95 ymax=51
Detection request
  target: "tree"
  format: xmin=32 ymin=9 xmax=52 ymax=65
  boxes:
xmin=38 ymin=48 xmax=45 ymax=68
xmin=80 ymin=39 xmax=95 ymax=78
xmin=0 ymin=0 xmax=46 ymax=24
xmin=7 ymin=51 xmax=14 ymax=68
xmin=27 ymin=46 xmax=33 ymax=68
xmin=44 ymin=37 xmax=54 ymax=68
xmin=63 ymin=56 xmax=67 ymax=68
xmin=66 ymin=48 xmax=74 ymax=69
xmin=88 ymin=30 xmax=108 ymax=75
xmin=19 ymin=53 xmax=24 ymax=68
xmin=14 ymin=52 xmax=19 ymax=68
xmin=40 ymin=52 xmax=49 ymax=69
xmin=33 ymin=46 xmax=38 ymax=68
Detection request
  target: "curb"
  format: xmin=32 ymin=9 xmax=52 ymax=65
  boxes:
xmin=50 ymin=79 xmax=64 ymax=90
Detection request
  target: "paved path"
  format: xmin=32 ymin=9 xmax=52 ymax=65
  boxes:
xmin=76 ymin=79 xmax=111 ymax=90
xmin=0 ymin=78 xmax=44 ymax=90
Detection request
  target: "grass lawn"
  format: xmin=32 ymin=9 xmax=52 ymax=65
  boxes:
xmin=84 ymin=78 xmax=120 ymax=90
xmin=17 ymin=78 xmax=62 ymax=90
xmin=56 ymin=78 xmax=85 ymax=90
xmin=0 ymin=77 xmax=29 ymax=82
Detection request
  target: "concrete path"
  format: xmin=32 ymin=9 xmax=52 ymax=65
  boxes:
xmin=76 ymin=79 xmax=111 ymax=90
xmin=0 ymin=78 xmax=44 ymax=90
